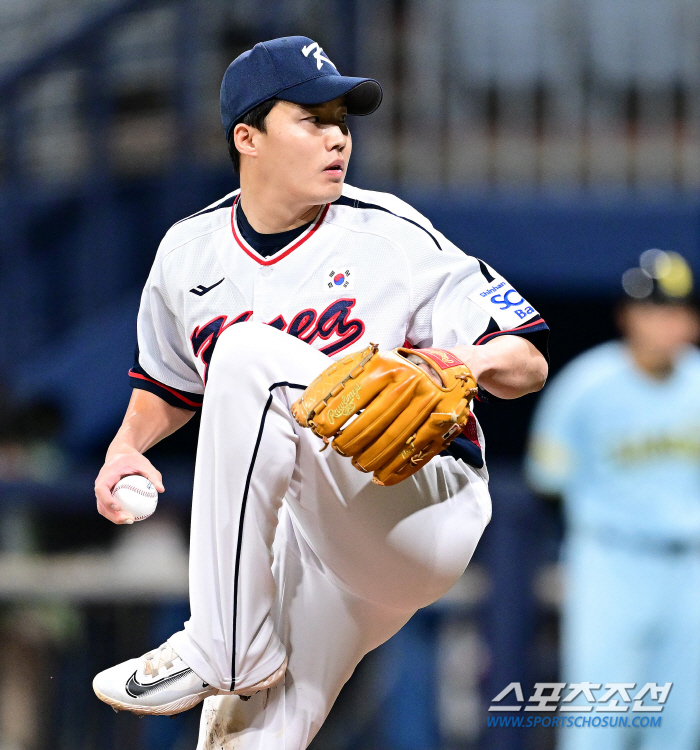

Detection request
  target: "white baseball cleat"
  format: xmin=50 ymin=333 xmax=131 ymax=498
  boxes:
xmin=92 ymin=642 xmax=217 ymax=716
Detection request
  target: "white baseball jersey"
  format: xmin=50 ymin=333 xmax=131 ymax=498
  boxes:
xmin=131 ymin=183 xmax=549 ymax=470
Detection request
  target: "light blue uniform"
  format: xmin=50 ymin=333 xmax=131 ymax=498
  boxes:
xmin=527 ymin=341 xmax=700 ymax=750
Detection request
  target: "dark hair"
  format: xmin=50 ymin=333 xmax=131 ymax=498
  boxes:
xmin=227 ymin=98 xmax=279 ymax=174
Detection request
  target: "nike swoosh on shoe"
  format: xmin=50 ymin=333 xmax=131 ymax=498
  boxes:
xmin=125 ymin=668 xmax=194 ymax=698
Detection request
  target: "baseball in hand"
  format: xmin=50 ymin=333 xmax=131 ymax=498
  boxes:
xmin=112 ymin=475 xmax=159 ymax=521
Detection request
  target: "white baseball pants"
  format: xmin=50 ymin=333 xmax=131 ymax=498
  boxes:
xmin=166 ymin=322 xmax=491 ymax=749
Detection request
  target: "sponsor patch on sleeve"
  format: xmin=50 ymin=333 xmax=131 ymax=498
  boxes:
xmin=468 ymin=276 xmax=538 ymax=329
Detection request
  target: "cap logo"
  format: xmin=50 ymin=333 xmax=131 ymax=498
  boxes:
xmin=302 ymin=42 xmax=335 ymax=71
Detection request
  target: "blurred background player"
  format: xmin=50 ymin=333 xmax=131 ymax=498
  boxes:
xmin=527 ymin=250 xmax=700 ymax=750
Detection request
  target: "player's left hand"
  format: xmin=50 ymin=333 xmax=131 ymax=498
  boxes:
xmin=291 ymin=344 xmax=478 ymax=486
xmin=404 ymin=353 xmax=443 ymax=386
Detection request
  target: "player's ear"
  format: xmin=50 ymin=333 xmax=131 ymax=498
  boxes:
xmin=233 ymin=123 xmax=259 ymax=160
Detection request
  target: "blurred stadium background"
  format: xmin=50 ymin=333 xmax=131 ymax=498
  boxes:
xmin=0 ymin=1 xmax=698 ymax=749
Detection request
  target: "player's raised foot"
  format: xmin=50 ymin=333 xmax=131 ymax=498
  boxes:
xmin=92 ymin=642 xmax=217 ymax=716
xmin=233 ymin=656 xmax=288 ymax=699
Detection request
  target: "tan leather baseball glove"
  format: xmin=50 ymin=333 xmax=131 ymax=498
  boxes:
xmin=290 ymin=344 xmax=478 ymax=486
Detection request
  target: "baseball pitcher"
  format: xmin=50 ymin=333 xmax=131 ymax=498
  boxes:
xmin=92 ymin=37 xmax=549 ymax=748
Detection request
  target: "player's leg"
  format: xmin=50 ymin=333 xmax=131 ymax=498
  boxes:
xmin=192 ymin=372 xmax=492 ymax=748
xmin=559 ymin=536 xmax=648 ymax=750
xmin=286 ymin=426 xmax=491 ymax=613
xmin=177 ymin=321 xmax=489 ymax=681
xmin=196 ymin=504 xmax=417 ymax=750
xmin=168 ymin=322 xmax=337 ymax=692
xmin=639 ymin=551 xmax=700 ymax=750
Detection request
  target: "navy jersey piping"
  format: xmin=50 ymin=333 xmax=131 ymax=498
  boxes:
xmin=477 ymin=259 xmax=495 ymax=282
xmin=475 ymin=316 xmax=549 ymax=354
xmin=130 ymin=349 xmax=203 ymax=411
xmin=174 ymin=194 xmax=237 ymax=226
xmin=333 ymin=195 xmax=442 ymax=250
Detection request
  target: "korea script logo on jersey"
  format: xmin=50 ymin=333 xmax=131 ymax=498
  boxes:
xmin=190 ymin=299 xmax=365 ymax=381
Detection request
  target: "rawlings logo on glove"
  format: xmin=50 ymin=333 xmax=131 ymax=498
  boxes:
xmin=290 ymin=344 xmax=478 ymax=486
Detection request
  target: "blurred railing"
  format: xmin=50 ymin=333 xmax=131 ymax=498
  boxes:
xmin=0 ymin=0 xmax=355 ymax=186
xmin=2 ymin=0 xmax=698 ymax=193
xmin=354 ymin=0 xmax=700 ymax=190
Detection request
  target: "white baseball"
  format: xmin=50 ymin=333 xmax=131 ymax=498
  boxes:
xmin=112 ymin=474 xmax=159 ymax=521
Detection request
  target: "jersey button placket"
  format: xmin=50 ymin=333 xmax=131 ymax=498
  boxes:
xmin=253 ymin=264 xmax=275 ymax=323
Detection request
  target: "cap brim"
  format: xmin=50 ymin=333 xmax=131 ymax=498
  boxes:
xmin=278 ymin=76 xmax=382 ymax=115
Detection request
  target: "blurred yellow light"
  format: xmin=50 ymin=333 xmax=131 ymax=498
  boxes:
xmin=655 ymin=252 xmax=693 ymax=298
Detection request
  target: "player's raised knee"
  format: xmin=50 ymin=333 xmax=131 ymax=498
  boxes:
xmin=207 ymin=322 xmax=296 ymax=380
xmin=216 ymin=321 xmax=283 ymax=356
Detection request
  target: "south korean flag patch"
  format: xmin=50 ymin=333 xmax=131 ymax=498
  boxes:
xmin=325 ymin=267 xmax=354 ymax=293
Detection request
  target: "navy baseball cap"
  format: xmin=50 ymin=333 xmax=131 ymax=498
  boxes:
xmin=220 ymin=36 xmax=382 ymax=141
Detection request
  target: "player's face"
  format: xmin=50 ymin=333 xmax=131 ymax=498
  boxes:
xmin=618 ymin=302 xmax=700 ymax=363
xmin=253 ymin=98 xmax=351 ymax=205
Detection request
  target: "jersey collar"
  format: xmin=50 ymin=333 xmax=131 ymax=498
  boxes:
xmin=230 ymin=195 xmax=330 ymax=266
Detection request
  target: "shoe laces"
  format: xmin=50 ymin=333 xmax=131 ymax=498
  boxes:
xmin=144 ymin=644 xmax=178 ymax=678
